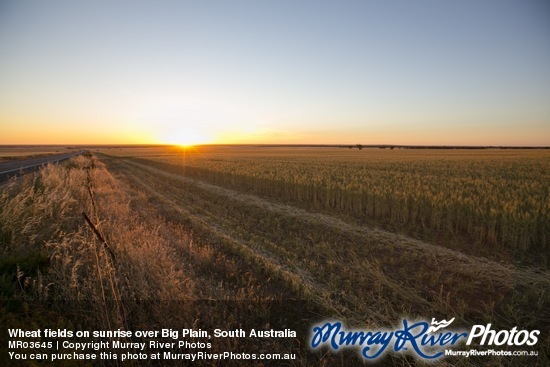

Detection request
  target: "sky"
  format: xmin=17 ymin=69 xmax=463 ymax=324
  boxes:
xmin=0 ymin=0 xmax=549 ymax=146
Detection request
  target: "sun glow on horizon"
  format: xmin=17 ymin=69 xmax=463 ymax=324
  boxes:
xmin=159 ymin=128 xmax=213 ymax=148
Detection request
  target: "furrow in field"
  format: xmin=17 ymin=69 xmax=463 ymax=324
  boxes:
xmin=109 ymin=159 xmax=323 ymax=291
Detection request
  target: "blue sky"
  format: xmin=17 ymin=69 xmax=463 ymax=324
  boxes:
xmin=0 ymin=0 xmax=549 ymax=145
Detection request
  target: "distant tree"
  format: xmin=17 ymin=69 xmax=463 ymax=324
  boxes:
xmin=356 ymin=144 xmax=363 ymax=150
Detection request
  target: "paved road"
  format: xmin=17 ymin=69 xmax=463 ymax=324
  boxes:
xmin=0 ymin=151 xmax=85 ymax=182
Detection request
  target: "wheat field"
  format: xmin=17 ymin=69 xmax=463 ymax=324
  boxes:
xmin=1 ymin=146 xmax=549 ymax=366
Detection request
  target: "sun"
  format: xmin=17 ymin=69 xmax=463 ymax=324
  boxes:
xmin=161 ymin=129 xmax=212 ymax=148
xmin=174 ymin=138 xmax=202 ymax=148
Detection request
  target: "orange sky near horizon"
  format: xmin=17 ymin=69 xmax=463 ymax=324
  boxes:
xmin=1 ymin=1 xmax=549 ymax=146
xmin=1 ymin=118 xmax=548 ymax=146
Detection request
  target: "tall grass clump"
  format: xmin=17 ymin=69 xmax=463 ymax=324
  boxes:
xmin=0 ymin=155 xmax=198 ymax=364
xmin=0 ymin=157 xmax=90 ymax=300
xmin=0 ymin=157 xmax=92 ymax=366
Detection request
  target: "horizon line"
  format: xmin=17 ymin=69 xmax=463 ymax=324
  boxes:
xmin=1 ymin=143 xmax=549 ymax=149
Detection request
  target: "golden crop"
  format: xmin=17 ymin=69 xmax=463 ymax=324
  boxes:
xmin=140 ymin=147 xmax=548 ymax=256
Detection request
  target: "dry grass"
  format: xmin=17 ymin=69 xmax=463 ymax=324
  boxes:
xmin=1 ymin=154 xmax=323 ymax=366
